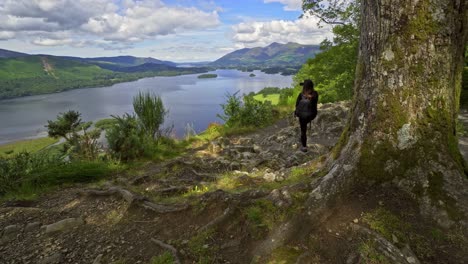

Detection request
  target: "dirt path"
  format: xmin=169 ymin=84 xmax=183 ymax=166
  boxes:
xmin=1 ymin=102 xmax=466 ymax=264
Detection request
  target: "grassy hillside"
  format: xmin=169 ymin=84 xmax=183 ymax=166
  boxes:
xmin=0 ymin=56 xmax=207 ymax=99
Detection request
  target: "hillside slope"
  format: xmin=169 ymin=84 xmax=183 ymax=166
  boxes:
xmin=0 ymin=48 xmax=29 ymax=58
xmin=1 ymin=102 xmax=466 ymax=263
xmin=0 ymin=55 xmax=207 ymax=99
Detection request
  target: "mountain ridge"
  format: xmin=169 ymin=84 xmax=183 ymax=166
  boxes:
xmin=210 ymin=42 xmax=321 ymax=67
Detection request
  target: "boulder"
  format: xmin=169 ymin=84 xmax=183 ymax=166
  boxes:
xmin=42 ymin=218 xmax=85 ymax=234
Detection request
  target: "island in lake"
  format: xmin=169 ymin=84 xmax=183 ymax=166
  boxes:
xmin=197 ymin=73 xmax=218 ymax=79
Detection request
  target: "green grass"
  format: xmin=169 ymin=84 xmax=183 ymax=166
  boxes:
xmin=149 ymin=252 xmax=175 ymax=264
xmin=0 ymin=137 xmax=59 ymax=158
xmin=0 ymin=161 xmax=126 ymax=201
xmin=94 ymin=118 xmax=118 ymax=130
xmin=253 ymin=93 xmax=280 ymax=105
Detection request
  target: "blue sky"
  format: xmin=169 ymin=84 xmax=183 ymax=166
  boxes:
xmin=0 ymin=0 xmax=332 ymax=62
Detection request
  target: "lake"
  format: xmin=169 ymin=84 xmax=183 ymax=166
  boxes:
xmin=0 ymin=70 xmax=292 ymax=144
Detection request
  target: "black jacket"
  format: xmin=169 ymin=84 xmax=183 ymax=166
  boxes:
xmin=295 ymin=91 xmax=318 ymax=120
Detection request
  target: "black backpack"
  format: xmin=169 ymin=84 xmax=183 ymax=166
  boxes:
xmin=296 ymin=94 xmax=313 ymax=119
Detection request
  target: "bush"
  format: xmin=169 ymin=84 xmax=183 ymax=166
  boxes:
xmin=106 ymin=114 xmax=147 ymax=161
xmin=0 ymin=151 xmax=63 ymax=195
xmin=218 ymin=92 xmax=275 ymax=128
xmin=133 ymin=91 xmax=167 ymax=139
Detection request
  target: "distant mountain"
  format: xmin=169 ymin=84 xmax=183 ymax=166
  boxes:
xmin=0 ymin=48 xmax=29 ymax=58
xmin=210 ymin=42 xmax=321 ymax=67
xmin=59 ymin=55 xmax=177 ymax=69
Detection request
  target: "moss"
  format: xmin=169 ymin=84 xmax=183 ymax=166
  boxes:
xmin=266 ymin=246 xmax=302 ymax=264
xmin=187 ymin=229 xmax=217 ymax=263
xmin=245 ymin=199 xmax=282 ymax=238
xmin=406 ymin=0 xmax=438 ymax=43
xmin=362 ymin=207 xmax=410 ymax=243
xmin=358 ymin=240 xmax=391 ymax=264
xmin=149 ymin=252 xmax=175 ymax=264
xmin=427 ymin=172 xmax=464 ymax=221
xmin=331 ymin=125 xmax=349 ymax=159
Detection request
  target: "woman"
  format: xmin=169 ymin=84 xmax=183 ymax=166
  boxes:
xmin=295 ymin=79 xmax=319 ymax=152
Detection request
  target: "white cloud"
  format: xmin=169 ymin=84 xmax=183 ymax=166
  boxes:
xmin=32 ymin=38 xmax=73 ymax=46
xmin=0 ymin=31 xmax=15 ymax=40
xmin=264 ymin=0 xmax=303 ymax=11
xmin=0 ymin=0 xmax=220 ymax=49
xmin=231 ymin=16 xmax=332 ymax=47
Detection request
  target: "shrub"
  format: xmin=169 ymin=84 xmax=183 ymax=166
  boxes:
xmin=218 ymin=92 xmax=275 ymax=128
xmin=106 ymin=114 xmax=147 ymax=161
xmin=0 ymin=151 xmax=63 ymax=195
xmin=133 ymin=91 xmax=167 ymax=139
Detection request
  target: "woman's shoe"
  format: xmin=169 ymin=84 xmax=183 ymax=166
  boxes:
xmin=300 ymin=146 xmax=308 ymax=152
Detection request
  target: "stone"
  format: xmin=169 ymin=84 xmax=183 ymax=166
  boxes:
xmin=25 ymin=222 xmax=41 ymax=232
xmin=43 ymin=218 xmax=85 ymax=234
xmin=353 ymin=218 xmax=359 ymax=224
xmin=241 ymin=152 xmax=254 ymax=160
xmin=39 ymin=253 xmax=62 ymax=264
xmin=263 ymin=172 xmax=277 ymax=182
xmin=3 ymin=225 xmax=20 ymax=236
xmin=92 ymin=254 xmax=103 ymax=264
xmin=253 ymin=144 xmax=261 ymax=153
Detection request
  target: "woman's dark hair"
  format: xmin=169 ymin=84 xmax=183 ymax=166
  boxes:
xmin=301 ymin=79 xmax=315 ymax=99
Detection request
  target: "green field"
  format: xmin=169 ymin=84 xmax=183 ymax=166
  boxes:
xmin=253 ymin=93 xmax=280 ymax=105
xmin=0 ymin=137 xmax=59 ymax=158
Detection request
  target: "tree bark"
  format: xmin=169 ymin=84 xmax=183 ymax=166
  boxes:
xmin=254 ymin=0 xmax=468 ymax=257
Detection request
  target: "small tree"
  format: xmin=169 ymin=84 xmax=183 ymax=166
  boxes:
xmin=46 ymin=110 xmax=101 ymax=160
xmin=46 ymin=110 xmax=82 ymax=141
xmin=133 ymin=91 xmax=167 ymax=139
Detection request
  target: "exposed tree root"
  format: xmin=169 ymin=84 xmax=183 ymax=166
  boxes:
xmin=152 ymin=186 xmax=192 ymax=195
xmin=198 ymin=206 xmax=236 ymax=233
xmin=141 ymin=201 xmax=189 ymax=213
xmin=79 ymin=186 xmax=189 ymax=214
xmin=350 ymin=223 xmax=421 ymax=264
xmin=151 ymin=238 xmax=182 ymax=264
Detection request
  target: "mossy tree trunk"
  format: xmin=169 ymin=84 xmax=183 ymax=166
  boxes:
xmin=255 ymin=0 xmax=467 ymax=256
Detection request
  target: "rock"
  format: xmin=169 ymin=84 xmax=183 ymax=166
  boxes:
xmin=39 ymin=253 xmax=62 ymax=264
xmin=346 ymin=252 xmax=359 ymax=264
xmin=241 ymin=152 xmax=254 ymax=160
xmin=3 ymin=225 xmax=20 ymax=236
xmin=353 ymin=218 xmax=359 ymax=224
xmin=92 ymin=254 xmax=103 ymax=264
xmin=43 ymin=218 xmax=85 ymax=234
xmin=392 ymin=234 xmax=399 ymax=243
xmin=406 ymin=257 xmax=416 ymax=264
xmin=229 ymin=162 xmax=241 ymax=170
xmin=263 ymin=172 xmax=277 ymax=182
xmin=25 ymin=222 xmax=41 ymax=232
xmin=253 ymin=144 xmax=261 ymax=153
xmin=238 ymin=137 xmax=253 ymax=145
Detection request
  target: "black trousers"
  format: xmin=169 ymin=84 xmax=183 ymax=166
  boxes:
xmin=299 ymin=117 xmax=311 ymax=147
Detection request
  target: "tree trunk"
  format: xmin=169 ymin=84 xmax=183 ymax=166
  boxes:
xmin=254 ymin=0 xmax=467 ymax=257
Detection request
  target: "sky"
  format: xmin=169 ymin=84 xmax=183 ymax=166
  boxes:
xmin=0 ymin=0 xmax=333 ymax=62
